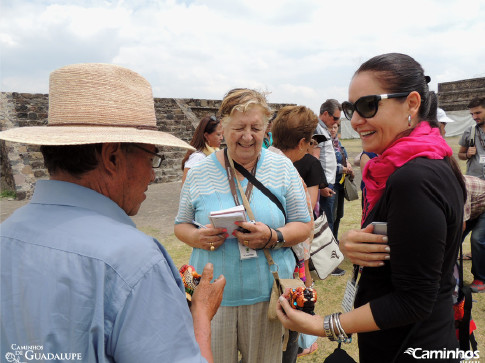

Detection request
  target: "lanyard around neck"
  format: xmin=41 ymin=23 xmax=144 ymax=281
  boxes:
xmin=224 ymin=148 xmax=256 ymax=213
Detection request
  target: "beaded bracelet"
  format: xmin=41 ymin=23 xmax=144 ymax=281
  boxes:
xmin=262 ymin=224 xmax=273 ymax=249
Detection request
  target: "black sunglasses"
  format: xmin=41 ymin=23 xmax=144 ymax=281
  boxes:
xmin=327 ymin=113 xmax=340 ymax=121
xmin=131 ymin=144 xmax=165 ymax=168
xmin=342 ymin=92 xmax=410 ymax=120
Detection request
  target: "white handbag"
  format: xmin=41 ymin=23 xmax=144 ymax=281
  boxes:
xmin=309 ymin=213 xmax=343 ymax=279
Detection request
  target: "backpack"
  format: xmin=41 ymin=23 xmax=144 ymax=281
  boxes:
xmin=453 ymin=244 xmax=478 ymax=352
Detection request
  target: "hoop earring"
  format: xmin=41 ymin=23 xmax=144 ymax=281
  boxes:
xmin=408 ymin=115 xmax=412 ymax=126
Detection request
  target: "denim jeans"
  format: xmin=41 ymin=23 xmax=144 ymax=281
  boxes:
xmin=470 ymin=212 xmax=485 ymax=282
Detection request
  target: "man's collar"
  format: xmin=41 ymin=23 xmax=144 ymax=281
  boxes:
xmin=31 ymin=180 xmax=136 ymax=227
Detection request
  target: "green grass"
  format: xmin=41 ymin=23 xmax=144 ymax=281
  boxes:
xmin=146 ymin=136 xmax=484 ymax=362
xmin=0 ymin=190 xmax=17 ymax=199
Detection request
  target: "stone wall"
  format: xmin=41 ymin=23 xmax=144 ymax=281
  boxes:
xmin=0 ymin=92 xmax=291 ymax=199
xmin=438 ymin=77 xmax=485 ymax=111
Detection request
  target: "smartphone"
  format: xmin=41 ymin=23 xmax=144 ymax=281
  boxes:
xmin=371 ymin=222 xmax=387 ymax=236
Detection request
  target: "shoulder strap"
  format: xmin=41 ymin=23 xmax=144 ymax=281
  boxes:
xmin=230 ymin=155 xmax=287 ymax=222
xmin=470 ymin=124 xmax=476 ymax=141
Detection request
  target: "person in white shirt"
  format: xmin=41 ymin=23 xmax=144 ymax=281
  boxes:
xmin=181 ymin=115 xmax=224 ymax=183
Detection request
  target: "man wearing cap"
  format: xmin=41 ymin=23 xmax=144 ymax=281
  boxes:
xmin=437 ymin=107 xmax=455 ymax=136
xmin=458 ymin=97 xmax=485 ymax=180
xmin=0 ymin=64 xmax=225 ymax=362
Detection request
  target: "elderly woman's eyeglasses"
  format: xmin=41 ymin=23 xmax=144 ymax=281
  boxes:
xmin=131 ymin=144 xmax=165 ymax=168
xmin=342 ymin=92 xmax=410 ymax=120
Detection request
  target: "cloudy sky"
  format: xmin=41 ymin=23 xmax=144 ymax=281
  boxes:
xmin=1 ymin=0 xmax=484 ymax=114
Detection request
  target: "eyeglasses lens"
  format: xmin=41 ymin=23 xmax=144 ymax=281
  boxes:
xmin=356 ymin=96 xmax=378 ymax=118
xmin=152 ymin=154 xmax=165 ymax=168
xmin=342 ymin=102 xmax=354 ymax=120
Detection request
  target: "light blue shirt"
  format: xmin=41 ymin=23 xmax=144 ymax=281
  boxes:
xmin=1 ymin=180 xmax=206 ymax=363
xmin=176 ymin=149 xmax=311 ymax=306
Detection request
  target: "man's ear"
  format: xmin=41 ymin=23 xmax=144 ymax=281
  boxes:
xmin=100 ymin=143 xmax=125 ymax=176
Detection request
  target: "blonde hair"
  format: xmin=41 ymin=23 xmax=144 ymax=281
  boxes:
xmin=217 ymin=88 xmax=272 ymax=127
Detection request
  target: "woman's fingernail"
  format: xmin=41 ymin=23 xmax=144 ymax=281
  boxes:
xmin=382 ymin=236 xmax=388 ymax=243
xmin=384 ymin=246 xmax=390 ymax=252
xmin=232 ymin=231 xmax=235 ymax=236
xmin=384 ymin=255 xmax=390 ymax=260
xmin=378 ymin=262 xmax=385 ymax=266
xmin=279 ymin=296 xmax=285 ymax=302
xmin=234 ymin=221 xmax=239 ymax=225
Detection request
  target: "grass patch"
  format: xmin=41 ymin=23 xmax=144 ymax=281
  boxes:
xmin=153 ymin=136 xmax=483 ymax=361
xmin=0 ymin=190 xmax=17 ymax=199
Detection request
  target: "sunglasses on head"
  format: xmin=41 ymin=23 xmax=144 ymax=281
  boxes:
xmin=342 ymin=92 xmax=410 ymax=120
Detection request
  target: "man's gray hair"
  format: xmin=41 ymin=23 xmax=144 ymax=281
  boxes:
xmin=319 ymin=99 xmax=342 ymax=116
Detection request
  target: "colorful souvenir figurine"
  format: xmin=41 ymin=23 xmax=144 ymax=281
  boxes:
xmin=179 ymin=264 xmax=201 ymax=301
xmin=289 ymin=286 xmax=317 ymax=315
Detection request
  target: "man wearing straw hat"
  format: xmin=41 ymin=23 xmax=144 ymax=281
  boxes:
xmin=0 ymin=63 xmax=225 ymax=362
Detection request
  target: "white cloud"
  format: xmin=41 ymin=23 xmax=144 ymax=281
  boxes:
xmin=1 ymin=0 xmax=484 ymax=115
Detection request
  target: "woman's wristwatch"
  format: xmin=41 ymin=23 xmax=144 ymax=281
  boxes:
xmin=271 ymin=229 xmax=286 ymax=249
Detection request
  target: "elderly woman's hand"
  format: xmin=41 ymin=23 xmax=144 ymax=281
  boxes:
xmin=233 ymin=221 xmax=273 ymax=250
xmin=339 ymin=224 xmax=390 ymax=267
xmin=194 ymin=224 xmax=228 ymax=251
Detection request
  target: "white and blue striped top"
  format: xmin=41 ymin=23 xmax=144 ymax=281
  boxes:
xmin=175 ymin=148 xmax=311 ymax=306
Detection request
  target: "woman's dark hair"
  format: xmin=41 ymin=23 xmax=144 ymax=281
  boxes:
xmin=356 ymin=53 xmax=466 ymax=200
xmin=181 ymin=115 xmax=220 ymax=170
xmin=40 ymin=143 xmax=133 ymax=177
xmin=356 ymin=53 xmax=439 ymax=128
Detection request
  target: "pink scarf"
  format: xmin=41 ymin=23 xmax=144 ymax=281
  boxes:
xmin=362 ymin=122 xmax=453 ymax=224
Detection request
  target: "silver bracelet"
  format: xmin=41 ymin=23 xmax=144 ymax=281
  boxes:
xmin=333 ymin=313 xmax=352 ymax=344
xmin=323 ymin=314 xmax=337 ymax=341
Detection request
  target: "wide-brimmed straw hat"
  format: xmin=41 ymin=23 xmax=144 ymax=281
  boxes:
xmin=0 ymin=63 xmax=193 ymax=150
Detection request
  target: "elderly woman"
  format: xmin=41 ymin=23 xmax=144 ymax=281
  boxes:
xmin=181 ymin=115 xmax=224 ymax=184
xmin=276 ymin=53 xmax=466 ymax=363
xmin=175 ymin=88 xmax=312 ymax=363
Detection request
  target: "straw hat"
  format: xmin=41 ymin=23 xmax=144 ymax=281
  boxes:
xmin=0 ymin=63 xmax=193 ymax=150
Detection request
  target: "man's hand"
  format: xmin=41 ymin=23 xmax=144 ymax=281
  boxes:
xmin=190 ymin=263 xmax=225 ymax=363
xmin=467 ymin=146 xmax=477 ymax=158
xmin=191 ymin=263 xmax=225 ymax=320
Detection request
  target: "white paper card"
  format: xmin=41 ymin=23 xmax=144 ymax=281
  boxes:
xmin=238 ymin=243 xmax=258 ymax=259
xmin=342 ymin=279 xmax=358 ymax=313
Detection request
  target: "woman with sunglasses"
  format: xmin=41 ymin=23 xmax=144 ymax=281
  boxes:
xmin=181 ymin=115 xmax=224 ymax=184
xmin=276 ymin=53 xmax=466 ymax=363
